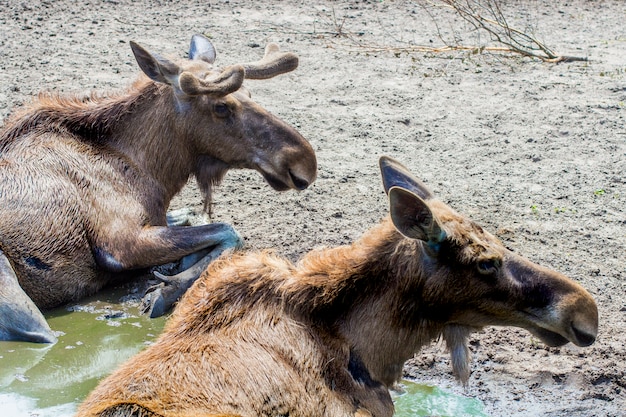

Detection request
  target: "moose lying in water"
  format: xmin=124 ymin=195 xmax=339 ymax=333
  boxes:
xmin=76 ymin=156 xmax=598 ymax=417
xmin=0 ymin=35 xmax=316 ymax=344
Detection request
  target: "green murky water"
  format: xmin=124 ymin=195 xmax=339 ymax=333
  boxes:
xmin=392 ymin=380 xmax=489 ymax=417
xmin=0 ymin=288 xmax=167 ymax=417
xmin=0 ymin=288 xmax=488 ymax=417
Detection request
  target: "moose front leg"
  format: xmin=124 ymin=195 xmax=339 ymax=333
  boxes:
xmin=94 ymin=222 xmax=242 ymax=272
xmin=140 ymin=223 xmax=243 ymax=318
xmin=93 ymin=222 xmax=242 ymax=316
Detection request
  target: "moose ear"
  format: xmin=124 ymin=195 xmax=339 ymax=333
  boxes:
xmin=389 ymin=186 xmax=445 ymax=246
xmin=130 ymin=41 xmax=180 ymax=85
xmin=379 ymin=156 xmax=433 ymax=200
xmin=189 ymin=34 xmax=217 ymax=64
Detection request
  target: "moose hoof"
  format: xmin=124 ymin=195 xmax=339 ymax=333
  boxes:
xmin=141 ymin=285 xmax=167 ymax=318
xmin=141 ymin=272 xmax=189 ymax=318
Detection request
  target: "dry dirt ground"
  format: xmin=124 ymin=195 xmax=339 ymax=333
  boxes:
xmin=0 ymin=1 xmax=625 ymax=416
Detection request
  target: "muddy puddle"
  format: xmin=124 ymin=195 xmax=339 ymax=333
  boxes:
xmin=0 ymin=286 xmax=167 ymax=417
xmin=392 ymin=380 xmax=489 ymax=417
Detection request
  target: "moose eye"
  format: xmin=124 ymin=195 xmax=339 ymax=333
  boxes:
xmin=477 ymin=259 xmax=500 ymax=275
xmin=213 ymin=103 xmax=231 ymax=118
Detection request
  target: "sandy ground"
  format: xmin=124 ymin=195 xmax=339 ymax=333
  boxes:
xmin=0 ymin=1 xmax=625 ymax=416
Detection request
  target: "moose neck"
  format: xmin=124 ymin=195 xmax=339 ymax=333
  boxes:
xmin=104 ymin=80 xmax=196 ymax=204
xmin=296 ymin=218 xmax=444 ymax=387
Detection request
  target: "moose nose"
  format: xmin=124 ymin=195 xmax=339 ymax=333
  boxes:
xmin=571 ymin=323 xmax=596 ymax=347
xmin=289 ymin=170 xmax=310 ymax=190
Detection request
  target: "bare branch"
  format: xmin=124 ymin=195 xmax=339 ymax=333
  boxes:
xmin=427 ymin=0 xmax=587 ymax=63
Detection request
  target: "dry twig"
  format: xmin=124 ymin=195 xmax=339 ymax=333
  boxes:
xmin=421 ymin=0 xmax=587 ymax=63
xmin=319 ymin=0 xmax=586 ymax=63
